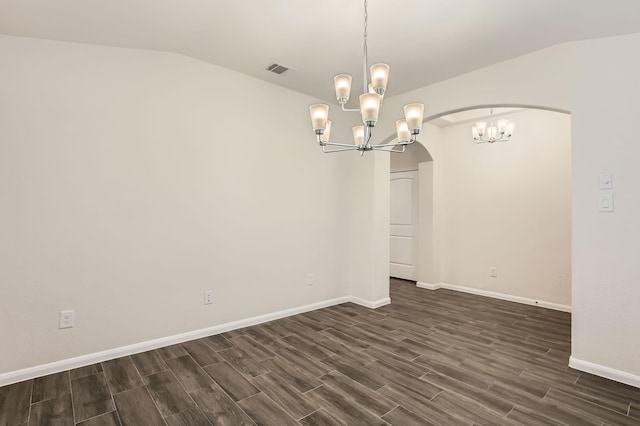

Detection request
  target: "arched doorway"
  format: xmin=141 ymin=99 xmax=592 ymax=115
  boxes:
xmin=389 ymin=106 xmax=572 ymax=311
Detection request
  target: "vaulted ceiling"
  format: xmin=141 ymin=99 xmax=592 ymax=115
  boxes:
xmin=2 ymin=0 xmax=640 ymax=102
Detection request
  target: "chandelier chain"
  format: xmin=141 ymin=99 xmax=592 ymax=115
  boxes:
xmin=363 ymin=0 xmax=369 ymax=94
xmin=364 ymin=0 xmax=368 ymax=40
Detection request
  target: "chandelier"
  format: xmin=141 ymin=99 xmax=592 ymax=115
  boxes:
xmin=472 ymin=108 xmax=515 ymax=143
xmin=308 ymin=0 xmax=425 ymax=154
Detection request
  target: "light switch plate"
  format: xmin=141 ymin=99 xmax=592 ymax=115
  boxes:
xmin=599 ymin=174 xmax=613 ymax=190
xmin=599 ymin=193 xmax=614 ymax=212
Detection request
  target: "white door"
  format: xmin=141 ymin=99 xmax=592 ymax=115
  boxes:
xmin=390 ymin=170 xmax=418 ymax=280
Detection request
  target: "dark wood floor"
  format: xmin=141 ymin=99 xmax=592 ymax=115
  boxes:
xmin=2 ymin=278 xmax=640 ymax=425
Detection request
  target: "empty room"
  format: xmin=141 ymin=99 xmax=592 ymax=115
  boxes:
xmin=1 ymin=1 xmax=640 ymax=425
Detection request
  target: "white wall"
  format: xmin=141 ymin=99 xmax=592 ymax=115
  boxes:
xmin=338 ymin=152 xmax=376 ymax=301
xmin=3 ymin=30 xmax=640 ymax=387
xmin=0 ymin=35 xmax=350 ymax=376
xmin=415 ymin=124 xmax=444 ymax=286
xmin=359 ymin=32 xmax=640 ymax=383
xmin=390 ymin=142 xmax=432 ymax=173
xmin=417 ymin=161 xmax=435 ymax=284
xmin=438 ymin=109 xmax=571 ymax=305
xmin=340 ymin=151 xmax=391 ymax=305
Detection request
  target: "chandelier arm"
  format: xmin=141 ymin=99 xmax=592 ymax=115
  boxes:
xmin=370 ymin=138 xmax=417 ymax=149
xmin=341 ymin=104 xmax=361 ymax=113
xmin=370 ymin=142 xmax=406 ymax=149
xmin=316 ymin=134 xmax=358 ymax=148
xmin=322 ymin=141 xmax=360 ymax=148
xmin=322 ymin=146 xmax=359 ymax=153
xmin=372 ymin=145 xmax=406 ymax=153
xmin=476 ymin=137 xmax=508 ymax=144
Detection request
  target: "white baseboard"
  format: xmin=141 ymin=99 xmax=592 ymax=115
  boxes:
xmin=570 ymin=356 xmax=640 ymax=389
xmin=416 ymin=281 xmax=441 ymax=290
xmin=416 ymin=282 xmax=571 ymax=313
xmin=1 ymin=294 xmax=363 ymax=387
xmin=350 ymin=296 xmax=391 ymax=309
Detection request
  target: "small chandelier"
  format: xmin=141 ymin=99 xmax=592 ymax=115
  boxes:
xmin=472 ymin=108 xmax=515 ymax=143
xmin=308 ymin=0 xmax=425 ymax=154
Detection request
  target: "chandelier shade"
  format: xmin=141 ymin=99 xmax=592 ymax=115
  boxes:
xmin=396 ymin=119 xmax=411 ymax=143
xmin=404 ymin=103 xmax=425 ymax=133
xmin=370 ymin=63 xmax=390 ymax=93
xmin=320 ymin=120 xmax=332 ymax=143
xmin=307 ymin=0 xmax=425 ymax=154
xmin=309 ymin=104 xmax=329 ymax=133
xmin=359 ymin=93 xmax=382 ymax=125
xmin=352 ymin=125 xmax=365 ymax=145
xmin=334 ymin=74 xmax=353 ymax=103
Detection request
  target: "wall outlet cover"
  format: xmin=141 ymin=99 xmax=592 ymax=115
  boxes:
xmin=59 ymin=310 xmax=75 ymax=329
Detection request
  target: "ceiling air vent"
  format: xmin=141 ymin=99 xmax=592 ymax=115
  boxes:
xmin=266 ymin=63 xmax=289 ymax=75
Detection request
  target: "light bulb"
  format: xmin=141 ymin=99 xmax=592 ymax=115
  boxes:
xmin=472 ymin=126 xmax=479 ymax=140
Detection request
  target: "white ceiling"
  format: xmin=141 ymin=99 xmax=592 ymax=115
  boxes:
xmin=1 ymin=0 xmax=640 ymax=103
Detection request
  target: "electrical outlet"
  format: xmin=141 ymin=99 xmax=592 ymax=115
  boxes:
xmin=307 ymin=273 xmax=314 ymax=286
xmin=490 ymin=267 xmax=497 ymax=278
xmin=204 ymin=290 xmax=213 ymax=305
xmin=59 ymin=310 xmax=75 ymax=329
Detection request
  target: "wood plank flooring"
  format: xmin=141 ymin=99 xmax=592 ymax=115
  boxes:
xmin=2 ymin=278 xmax=640 ymax=425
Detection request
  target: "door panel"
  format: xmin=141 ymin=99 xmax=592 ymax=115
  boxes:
xmin=390 ymin=236 xmax=413 ymax=265
xmin=390 ymin=179 xmax=413 ymax=225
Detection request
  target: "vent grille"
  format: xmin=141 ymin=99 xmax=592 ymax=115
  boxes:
xmin=266 ymin=63 xmax=289 ymax=74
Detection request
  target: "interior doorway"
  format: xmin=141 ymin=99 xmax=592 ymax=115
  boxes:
xmin=389 ymin=142 xmax=432 ymax=281
xmin=389 ymin=106 xmax=571 ymax=311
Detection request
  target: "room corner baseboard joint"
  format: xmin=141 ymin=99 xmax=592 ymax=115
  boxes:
xmin=416 ymin=282 xmax=441 ymax=290
xmin=349 ymin=296 xmax=391 ymax=309
xmin=569 ymin=356 xmax=640 ymax=389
